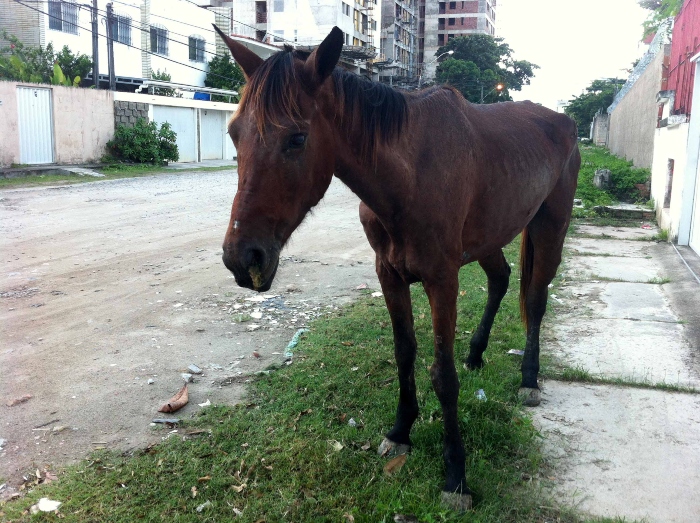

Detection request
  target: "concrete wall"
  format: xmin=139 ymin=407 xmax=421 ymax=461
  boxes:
xmin=608 ymin=46 xmax=670 ymax=169
xmin=52 ymin=84 xmax=115 ymax=164
xmin=0 ymin=81 xmax=21 ymax=167
xmin=650 ymin=122 xmax=690 ymax=240
xmin=0 ymin=81 xmax=114 ymax=167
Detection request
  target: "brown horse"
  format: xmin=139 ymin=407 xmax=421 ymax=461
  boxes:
xmin=215 ymin=25 xmax=579 ymax=510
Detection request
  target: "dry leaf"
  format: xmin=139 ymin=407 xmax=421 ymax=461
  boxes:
xmin=361 ymin=442 xmax=371 ymax=451
xmin=191 ymin=486 xmax=198 ymax=498
xmin=383 ymin=454 xmax=407 ymax=476
xmin=231 ymin=483 xmax=247 ymax=493
xmin=343 ymin=513 xmax=355 ymax=522
xmin=7 ymin=394 xmax=32 ymax=407
xmin=329 ymin=440 xmax=344 ymax=452
xmin=198 ymin=475 xmax=212 ymax=482
xmin=158 ymin=384 xmax=189 ymax=413
xmin=341 ymin=341 xmax=354 ymax=346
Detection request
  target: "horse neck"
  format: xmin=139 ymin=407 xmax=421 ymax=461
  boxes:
xmin=329 ymin=105 xmax=408 ymax=220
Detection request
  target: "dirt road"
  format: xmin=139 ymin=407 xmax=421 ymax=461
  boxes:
xmin=0 ymin=170 xmax=377 ymax=488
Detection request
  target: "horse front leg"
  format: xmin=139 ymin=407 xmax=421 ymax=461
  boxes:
xmin=424 ymin=274 xmax=472 ymax=511
xmin=465 ymin=250 xmax=511 ymax=369
xmin=376 ymin=260 xmax=419 ymax=457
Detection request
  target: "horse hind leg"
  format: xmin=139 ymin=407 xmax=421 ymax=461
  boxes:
xmin=465 ymin=250 xmax=511 ymax=370
xmin=519 ymin=192 xmax=574 ymax=406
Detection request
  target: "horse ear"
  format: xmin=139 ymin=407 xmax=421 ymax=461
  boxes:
xmin=212 ymin=24 xmax=263 ymax=80
xmin=303 ymin=26 xmax=343 ymax=89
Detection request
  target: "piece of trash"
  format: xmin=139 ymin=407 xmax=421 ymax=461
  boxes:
xmin=181 ymin=373 xmax=194 ymax=382
xmin=152 ymin=418 xmax=180 ymax=424
xmin=0 ymin=438 xmax=6 ymax=448
xmin=252 ymin=350 xmax=261 ymax=359
xmin=383 ymin=454 xmax=407 ymax=476
xmin=247 ymin=324 xmax=261 ymax=332
xmin=173 ymin=303 xmax=184 ymax=308
xmin=250 ymin=311 xmax=263 ymax=319
xmin=355 ymin=283 xmax=368 ymax=290
xmin=244 ymin=296 xmax=266 ymax=302
xmin=188 ymin=364 xmax=202 ymax=374
xmin=475 ymin=389 xmax=487 ymax=402
xmin=348 ymin=418 xmax=357 ymax=427
xmin=7 ymin=394 xmax=32 ymax=407
xmin=329 ymin=440 xmax=344 ymax=452
xmin=371 ymin=291 xmax=383 ymax=297
xmin=30 ymin=498 xmax=62 ymax=514
xmin=284 ymin=328 xmax=309 ymax=360
xmin=641 ymin=224 xmax=652 ymax=229
xmin=196 ymin=500 xmax=212 ymax=513
xmin=147 ymin=378 xmax=155 ymax=385
xmin=198 ymin=399 xmax=211 ymax=408
xmin=361 ymin=442 xmax=371 ymax=451
xmin=393 ymin=514 xmax=420 ymax=523
xmin=507 ymin=349 xmax=525 ymax=356
xmin=158 ymin=384 xmax=189 ymax=413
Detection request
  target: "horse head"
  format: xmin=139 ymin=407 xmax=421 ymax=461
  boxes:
xmin=215 ymin=26 xmax=343 ymax=291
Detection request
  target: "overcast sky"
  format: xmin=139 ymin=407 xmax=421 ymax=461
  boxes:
xmin=496 ymin=0 xmax=650 ymax=109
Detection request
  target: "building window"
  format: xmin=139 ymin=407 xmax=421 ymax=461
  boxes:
xmin=48 ymin=0 xmax=78 ymax=34
xmin=273 ymin=30 xmax=284 ymax=42
xmin=448 ymin=18 xmax=455 ymax=25
xmin=150 ymin=25 xmax=168 ymax=56
xmin=438 ymin=34 xmax=445 ymax=45
xmin=273 ymin=0 xmax=284 ymax=12
xmin=449 ymin=1 xmax=456 ymax=9
xmin=111 ymin=14 xmax=132 ymax=46
xmin=188 ymin=35 xmax=205 ymax=62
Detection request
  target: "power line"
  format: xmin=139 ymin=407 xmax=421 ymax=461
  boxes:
xmin=12 ymin=0 xmax=239 ymax=83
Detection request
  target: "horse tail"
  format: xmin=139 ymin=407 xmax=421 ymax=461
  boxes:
xmin=519 ymin=228 xmax=534 ymax=329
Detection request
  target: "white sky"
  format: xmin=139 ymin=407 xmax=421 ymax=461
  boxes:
xmin=497 ymin=0 xmax=650 ymax=109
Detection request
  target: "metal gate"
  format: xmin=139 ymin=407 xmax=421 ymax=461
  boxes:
xmin=17 ymin=87 xmax=54 ymax=164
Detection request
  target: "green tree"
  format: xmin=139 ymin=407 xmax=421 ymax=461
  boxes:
xmin=204 ymin=54 xmax=245 ymax=102
xmin=434 ymin=34 xmax=538 ymax=103
xmin=564 ymin=78 xmax=625 ymax=138
xmin=150 ymin=68 xmax=177 ymax=97
xmin=638 ymin=0 xmax=682 ymax=38
xmin=0 ymin=31 xmax=91 ymax=86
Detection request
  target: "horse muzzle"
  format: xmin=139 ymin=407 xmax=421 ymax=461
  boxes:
xmin=222 ymin=241 xmax=280 ymax=292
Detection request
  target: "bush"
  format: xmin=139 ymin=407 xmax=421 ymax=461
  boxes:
xmin=576 ymin=145 xmax=650 ymax=208
xmin=107 ymin=118 xmax=179 ymax=164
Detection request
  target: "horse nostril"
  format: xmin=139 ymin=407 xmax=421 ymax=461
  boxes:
xmin=244 ymin=246 xmax=267 ymax=270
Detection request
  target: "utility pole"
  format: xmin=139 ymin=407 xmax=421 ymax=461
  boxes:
xmin=106 ymin=2 xmax=116 ymax=91
xmin=91 ymin=0 xmax=99 ymax=88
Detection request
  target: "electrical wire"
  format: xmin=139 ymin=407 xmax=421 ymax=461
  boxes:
xmin=12 ymin=0 xmax=239 ymax=83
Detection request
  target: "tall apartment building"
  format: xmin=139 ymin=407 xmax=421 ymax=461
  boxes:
xmin=418 ymin=0 xmax=497 ymax=82
xmin=203 ymin=0 xmax=378 ymax=77
xmin=378 ymin=0 xmax=418 ymax=87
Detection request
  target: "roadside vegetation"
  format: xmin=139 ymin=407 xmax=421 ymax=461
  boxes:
xmin=573 ymin=145 xmax=652 ymax=220
xmin=1 ymin=240 xmax=617 ymax=523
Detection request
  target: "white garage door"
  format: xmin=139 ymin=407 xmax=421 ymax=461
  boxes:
xmin=152 ymin=105 xmax=197 ymax=163
xmin=200 ymin=109 xmax=224 ymax=160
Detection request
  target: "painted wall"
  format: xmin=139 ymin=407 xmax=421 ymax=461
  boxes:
xmin=650 ymin=122 xmax=690 ymax=239
xmin=0 ymin=80 xmax=114 ymax=167
xmin=608 ymin=46 xmax=670 ymax=169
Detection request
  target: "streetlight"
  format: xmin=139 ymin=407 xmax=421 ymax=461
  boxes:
xmin=479 ymin=83 xmax=504 ymax=104
xmin=418 ymin=50 xmax=454 ymax=88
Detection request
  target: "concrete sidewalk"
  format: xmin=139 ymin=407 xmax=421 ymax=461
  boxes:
xmin=532 ymin=223 xmax=700 ymax=522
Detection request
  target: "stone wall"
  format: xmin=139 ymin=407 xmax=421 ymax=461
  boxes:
xmin=114 ymin=101 xmax=149 ymax=127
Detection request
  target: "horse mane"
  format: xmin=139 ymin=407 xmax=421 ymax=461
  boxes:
xmin=236 ymin=45 xmax=408 ymax=161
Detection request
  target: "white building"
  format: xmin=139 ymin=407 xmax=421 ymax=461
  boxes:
xmin=202 ymin=0 xmax=378 ymax=77
xmin=1 ymin=0 xmax=216 ymax=89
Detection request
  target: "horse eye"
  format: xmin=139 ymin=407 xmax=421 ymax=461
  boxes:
xmin=288 ymin=133 xmax=307 ymax=149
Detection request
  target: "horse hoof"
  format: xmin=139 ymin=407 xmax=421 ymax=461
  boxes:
xmin=441 ymin=491 xmax=473 ymax=511
xmin=378 ymin=438 xmax=410 ymax=458
xmin=518 ymin=387 xmax=541 ymax=407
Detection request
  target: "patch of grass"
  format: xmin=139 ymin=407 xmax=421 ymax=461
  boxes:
xmin=543 ymin=367 xmax=698 ymax=394
xmin=560 ymin=366 xmax=595 ymax=382
xmin=0 ymin=163 xmax=236 ymax=189
xmin=646 ymin=277 xmax=671 ymax=285
xmin=575 ymin=146 xmax=651 ymax=216
xmin=0 ymin=240 xmax=585 ymax=522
